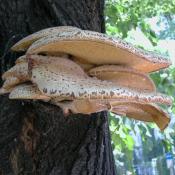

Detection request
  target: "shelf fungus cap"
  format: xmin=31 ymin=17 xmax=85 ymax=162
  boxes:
xmin=110 ymin=102 xmax=170 ymax=130
xmin=2 ymin=62 xmax=29 ymax=81
xmin=29 ymin=58 xmax=172 ymax=105
xmin=89 ymin=65 xmax=156 ymax=92
xmin=1 ymin=77 xmax=21 ymax=90
xmin=11 ymin=26 xmax=81 ymax=52
xmin=15 ymin=55 xmax=27 ymax=64
xmin=9 ymin=84 xmax=50 ymax=100
xmin=27 ymin=30 xmax=171 ymax=73
xmin=0 ymin=87 xmax=13 ymax=95
xmin=51 ymin=97 xmax=170 ymax=130
xmin=1 ymin=61 xmax=30 ymax=90
xmin=27 ymin=54 xmax=88 ymax=78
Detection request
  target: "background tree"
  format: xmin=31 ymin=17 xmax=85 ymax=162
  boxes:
xmin=105 ymin=0 xmax=175 ymax=174
xmin=0 ymin=0 xmax=117 ymax=174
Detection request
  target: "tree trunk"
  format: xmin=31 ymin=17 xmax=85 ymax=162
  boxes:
xmin=0 ymin=0 xmax=117 ymax=174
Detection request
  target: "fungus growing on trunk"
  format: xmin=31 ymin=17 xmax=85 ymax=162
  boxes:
xmin=0 ymin=26 xmax=172 ymax=130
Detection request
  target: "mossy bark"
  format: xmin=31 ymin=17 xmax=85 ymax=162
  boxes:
xmin=0 ymin=0 xmax=116 ymax=174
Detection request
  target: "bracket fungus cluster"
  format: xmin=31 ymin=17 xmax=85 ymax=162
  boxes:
xmin=0 ymin=26 xmax=172 ymax=130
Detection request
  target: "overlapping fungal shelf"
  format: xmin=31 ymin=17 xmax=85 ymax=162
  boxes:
xmin=0 ymin=26 xmax=172 ymax=130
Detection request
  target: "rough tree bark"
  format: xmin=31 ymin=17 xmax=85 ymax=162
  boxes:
xmin=0 ymin=0 xmax=117 ymax=174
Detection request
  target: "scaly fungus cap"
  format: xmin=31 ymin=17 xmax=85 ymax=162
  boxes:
xmin=9 ymin=84 xmax=50 ymax=100
xmin=27 ymin=30 xmax=171 ymax=73
xmin=11 ymin=26 xmax=81 ymax=51
xmin=29 ymin=56 xmax=172 ymax=105
xmin=2 ymin=62 xmax=29 ymax=80
xmin=27 ymin=54 xmax=88 ymax=78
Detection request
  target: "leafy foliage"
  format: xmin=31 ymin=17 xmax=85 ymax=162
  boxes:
xmin=105 ymin=0 xmax=175 ymax=173
xmin=105 ymin=0 xmax=175 ymax=44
